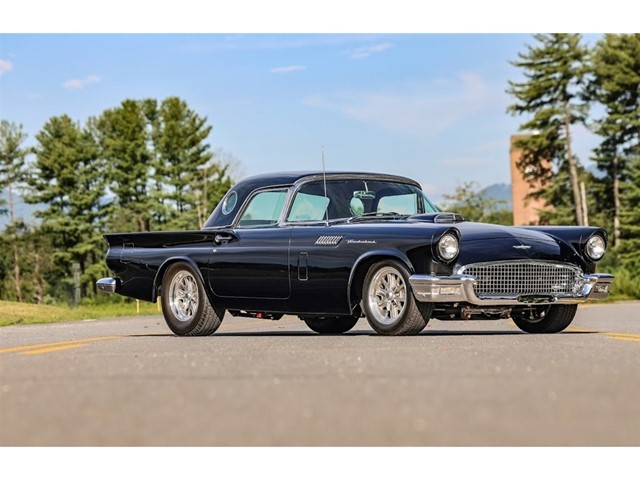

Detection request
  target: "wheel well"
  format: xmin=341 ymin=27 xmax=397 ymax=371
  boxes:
xmin=152 ymin=257 xmax=200 ymax=302
xmin=348 ymin=255 xmax=413 ymax=308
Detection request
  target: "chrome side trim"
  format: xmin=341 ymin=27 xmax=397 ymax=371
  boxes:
xmin=409 ymin=273 xmax=614 ymax=305
xmin=96 ymin=277 xmax=119 ymax=294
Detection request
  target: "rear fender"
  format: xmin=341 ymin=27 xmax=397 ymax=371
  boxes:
xmin=153 ymin=257 xmax=212 ymax=304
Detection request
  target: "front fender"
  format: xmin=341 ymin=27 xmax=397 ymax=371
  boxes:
xmin=347 ymin=249 xmax=415 ymax=309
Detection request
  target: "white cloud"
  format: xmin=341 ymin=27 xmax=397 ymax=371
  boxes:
xmin=0 ymin=59 xmax=13 ymax=76
xmin=62 ymin=74 xmax=102 ymax=90
xmin=270 ymin=65 xmax=306 ymax=74
xmin=174 ymin=35 xmax=385 ymax=53
xmin=304 ymin=72 xmax=495 ymax=140
xmin=349 ymin=42 xmax=393 ymax=59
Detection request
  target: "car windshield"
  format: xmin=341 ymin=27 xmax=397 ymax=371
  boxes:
xmin=287 ymin=179 xmax=438 ymax=222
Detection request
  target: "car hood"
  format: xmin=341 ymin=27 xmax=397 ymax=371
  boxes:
xmin=451 ymin=221 xmax=581 ymax=268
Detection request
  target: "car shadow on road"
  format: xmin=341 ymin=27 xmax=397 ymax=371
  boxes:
xmin=209 ymin=330 xmax=598 ymax=337
xmin=124 ymin=329 xmax=599 ymax=338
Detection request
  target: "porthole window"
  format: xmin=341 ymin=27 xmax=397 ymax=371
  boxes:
xmin=221 ymin=191 xmax=238 ymax=215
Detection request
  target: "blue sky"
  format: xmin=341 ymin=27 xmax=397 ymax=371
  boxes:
xmin=0 ymin=33 xmax=603 ymax=203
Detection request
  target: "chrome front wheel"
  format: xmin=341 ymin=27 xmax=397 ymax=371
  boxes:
xmin=362 ymin=260 xmax=432 ymax=336
xmin=367 ymin=266 xmax=407 ymax=325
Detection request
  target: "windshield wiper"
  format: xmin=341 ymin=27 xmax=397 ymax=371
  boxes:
xmin=347 ymin=212 xmax=410 ymax=223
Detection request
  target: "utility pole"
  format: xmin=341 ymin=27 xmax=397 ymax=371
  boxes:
xmin=8 ymin=180 xmax=23 ymax=302
xmin=72 ymin=262 xmax=81 ymax=306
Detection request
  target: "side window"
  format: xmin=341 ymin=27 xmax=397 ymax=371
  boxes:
xmin=237 ymin=190 xmax=288 ymax=228
xmin=287 ymin=192 xmax=330 ymax=222
xmin=377 ymin=193 xmax=418 ymax=215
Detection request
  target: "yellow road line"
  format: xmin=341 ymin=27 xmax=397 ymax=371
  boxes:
xmin=0 ymin=319 xmax=298 ymax=355
xmin=567 ymin=327 xmax=640 ymax=344
xmin=0 ymin=336 xmax=121 ymax=354
xmin=605 ymin=333 xmax=640 ymax=343
xmin=604 ymin=332 xmax=640 ymax=339
xmin=566 ymin=327 xmax=595 ymax=333
xmin=21 ymin=344 xmax=88 ymax=355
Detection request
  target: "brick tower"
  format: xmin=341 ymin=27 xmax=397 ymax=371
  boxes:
xmin=510 ymin=134 xmax=549 ymax=226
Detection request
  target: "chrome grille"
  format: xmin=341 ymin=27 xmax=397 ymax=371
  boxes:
xmin=459 ymin=261 xmax=583 ymax=297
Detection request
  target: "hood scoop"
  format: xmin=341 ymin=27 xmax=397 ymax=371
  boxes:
xmin=409 ymin=212 xmax=466 ymax=224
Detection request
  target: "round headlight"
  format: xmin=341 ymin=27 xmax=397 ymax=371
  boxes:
xmin=438 ymin=233 xmax=459 ymax=261
xmin=586 ymin=234 xmax=606 ymax=261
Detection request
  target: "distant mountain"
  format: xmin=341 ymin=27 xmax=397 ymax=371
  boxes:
xmin=0 ymin=189 xmax=41 ymax=229
xmin=480 ymin=183 xmax=512 ymax=211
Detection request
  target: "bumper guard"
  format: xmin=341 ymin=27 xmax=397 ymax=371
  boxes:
xmin=409 ymin=273 xmax=614 ymax=306
xmin=96 ymin=277 xmax=119 ymax=294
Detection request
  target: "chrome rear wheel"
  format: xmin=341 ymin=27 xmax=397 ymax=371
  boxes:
xmin=161 ymin=262 xmax=225 ymax=336
xmin=168 ymin=271 xmax=200 ymax=322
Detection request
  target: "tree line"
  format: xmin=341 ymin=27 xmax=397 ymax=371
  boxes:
xmin=506 ymin=33 xmax=639 ymax=282
xmin=2 ymin=34 xmax=639 ymax=305
xmin=0 ymin=97 xmax=233 ymax=304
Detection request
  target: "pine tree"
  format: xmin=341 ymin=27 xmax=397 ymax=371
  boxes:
xmin=26 ymin=115 xmax=106 ymax=300
xmin=97 ymin=99 xmax=157 ymax=232
xmin=152 ymin=97 xmax=215 ymax=230
xmin=507 ymin=34 xmax=589 ymax=226
xmin=588 ymin=34 xmax=640 ymax=269
xmin=618 ymin=157 xmax=640 ymax=273
xmin=0 ymin=120 xmax=29 ymax=301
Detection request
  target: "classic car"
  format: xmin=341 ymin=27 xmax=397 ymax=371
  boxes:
xmin=97 ymin=171 xmax=614 ymax=336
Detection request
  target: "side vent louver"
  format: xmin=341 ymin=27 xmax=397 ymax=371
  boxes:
xmin=315 ymin=235 xmax=343 ymax=246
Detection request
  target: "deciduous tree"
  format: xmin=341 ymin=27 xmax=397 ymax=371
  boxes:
xmin=0 ymin=120 xmax=29 ymax=301
xmin=440 ymin=181 xmax=512 ymax=225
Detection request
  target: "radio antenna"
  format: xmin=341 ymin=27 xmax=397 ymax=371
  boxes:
xmin=322 ymin=146 xmax=329 ymax=225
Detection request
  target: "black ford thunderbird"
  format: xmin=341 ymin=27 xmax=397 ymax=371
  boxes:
xmin=97 ymin=171 xmax=614 ymax=336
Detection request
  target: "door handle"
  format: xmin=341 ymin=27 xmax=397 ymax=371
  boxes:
xmin=214 ymin=233 xmax=235 ymax=244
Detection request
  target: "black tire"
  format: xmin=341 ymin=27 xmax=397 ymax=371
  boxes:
xmin=512 ymin=304 xmax=578 ymax=334
xmin=301 ymin=315 xmax=360 ymax=334
xmin=161 ymin=262 xmax=225 ymax=336
xmin=361 ymin=259 xmax=433 ymax=336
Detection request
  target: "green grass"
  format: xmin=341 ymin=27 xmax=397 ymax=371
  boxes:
xmin=0 ymin=299 xmax=161 ymax=327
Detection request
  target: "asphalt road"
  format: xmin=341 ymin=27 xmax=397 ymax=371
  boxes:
xmin=1 ymin=303 xmax=639 ymax=446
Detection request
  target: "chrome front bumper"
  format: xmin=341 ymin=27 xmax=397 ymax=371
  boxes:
xmin=96 ymin=277 xmax=119 ymax=294
xmin=409 ymin=273 xmax=614 ymax=306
